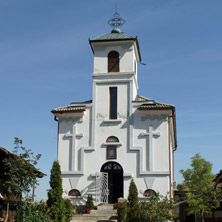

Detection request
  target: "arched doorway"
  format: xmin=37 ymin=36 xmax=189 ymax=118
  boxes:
xmin=101 ymin=161 xmax=123 ymax=203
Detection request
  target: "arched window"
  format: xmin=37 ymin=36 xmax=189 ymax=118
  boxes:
xmin=108 ymin=51 xmax=119 ymax=72
xmin=143 ymin=189 xmax=156 ymax=197
xmin=68 ymin=189 xmax=81 ymax=197
xmin=106 ymin=136 xmax=119 ymax=143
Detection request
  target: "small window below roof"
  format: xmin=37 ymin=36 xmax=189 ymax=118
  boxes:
xmin=108 ymin=51 xmax=119 ymax=72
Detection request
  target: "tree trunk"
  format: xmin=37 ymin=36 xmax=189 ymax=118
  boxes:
xmin=4 ymin=203 xmax=9 ymax=222
xmin=201 ymin=210 xmax=204 ymax=222
xmin=195 ymin=212 xmax=197 ymax=222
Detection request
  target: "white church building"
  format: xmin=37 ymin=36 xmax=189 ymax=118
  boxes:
xmin=51 ymin=15 xmax=177 ymax=205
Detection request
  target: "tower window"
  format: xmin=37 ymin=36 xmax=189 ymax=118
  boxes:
xmin=108 ymin=51 xmax=119 ymax=72
xmin=109 ymin=87 xmax=117 ymax=119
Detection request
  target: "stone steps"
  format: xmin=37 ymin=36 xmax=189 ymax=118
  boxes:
xmin=71 ymin=204 xmax=117 ymax=222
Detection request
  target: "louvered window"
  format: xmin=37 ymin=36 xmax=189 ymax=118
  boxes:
xmin=108 ymin=51 xmax=119 ymax=72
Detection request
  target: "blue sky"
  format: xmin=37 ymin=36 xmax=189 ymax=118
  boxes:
xmin=1 ymin=0 xmax=222 ymax=200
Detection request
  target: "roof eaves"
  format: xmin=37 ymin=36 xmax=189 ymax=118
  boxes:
xmin=89 ymin=38 xmax=137 ymax=44
xmin=138 ymin=105 xmax=174 ymax=110
xmin=51 ymin=107 xmax=86 ymax=114
xmin=135 ymin=36 xmax=141 ymax=62
xmin=51 ymin=109 xmax=86 ymax=114
xmin=89 ymin=38 xmax=95 ymax=54
xmin=0 ymin=147 xmax=46 ymax=178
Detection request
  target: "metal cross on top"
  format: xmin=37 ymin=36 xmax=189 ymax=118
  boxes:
xmin=107 ymin=11 xmax=126 ymax=28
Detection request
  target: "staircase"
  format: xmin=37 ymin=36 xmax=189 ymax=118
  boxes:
xmin=71 ymin=204 xmax=117 ymax=222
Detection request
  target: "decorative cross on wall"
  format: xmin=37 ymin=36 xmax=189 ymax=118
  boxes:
xmin=139 ymin=125 xmax=160 ymax=171
xmin=65 ymin=125 xmax=83 ymax=172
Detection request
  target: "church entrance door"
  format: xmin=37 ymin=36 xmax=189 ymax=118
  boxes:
xmin=101 ymin=161 xmax=123 ymax=203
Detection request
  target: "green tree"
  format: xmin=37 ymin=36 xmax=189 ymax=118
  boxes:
xmin=0 ymin=137 xmax=41 ymax=222
xmin=180 ymin=153 xmax=222 ymax=222
xmin=64 ymin=199 xmax=73 ymax=222
xmin=85 ymin=195 xmax=94 ymax=209
xmin=47 ymin=161 xmax=66 ymax=222
xmin=127 ymin=179 xmax=140 ymax=222
xmin=140 ymin=193 xmax=175 ymax=222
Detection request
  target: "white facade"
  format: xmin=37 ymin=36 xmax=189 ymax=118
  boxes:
xmin=52 ymin=28 xmax=177 ymax=205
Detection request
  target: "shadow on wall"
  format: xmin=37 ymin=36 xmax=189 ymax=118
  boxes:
xmin=68 ymin=178 xmax=97 ymax=206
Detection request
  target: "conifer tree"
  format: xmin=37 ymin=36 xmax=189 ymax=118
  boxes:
xmin=47 ymin=161 xmax=65 ymax=222
xmin=127 ymin=179 xmax=141 ymax=222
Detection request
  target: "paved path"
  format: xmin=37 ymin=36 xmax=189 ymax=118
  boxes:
xmin=71 ymin=204 xmax=117 ymax=222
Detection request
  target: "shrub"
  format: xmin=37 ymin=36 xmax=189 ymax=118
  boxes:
xmin=64 ymin=199 xmax=73 ymax=222
xmin=86 ymin=195 xmax=94 ymax=209
xmin=127 ymin=179 xmax=141 ymax=222
xmin=117 ymin=201 xmax=127 ymax=222
xmin=15 ymin=201 xmax=52 ymax=222
xmin=140 ymin=193 xmax=175 ymax=222
xmin=75 ymin=205 xmax=87 ymax=214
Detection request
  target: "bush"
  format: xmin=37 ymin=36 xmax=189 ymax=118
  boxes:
xmin=140 ymin=193 xmax=175 ymax=222
xmin=86 ymin=195 xmax=94 ymax=209
xmin=15 ymin=201 xmax=52 ymax=222
xmin=117 ymin=201 xmax=127 ymax=222
xmin=127 ymin=179 xmax=141 ymax=222
xmin=64 ymin=199 xmax=73 ymax=222
xmin=75 ymin=205 xmax=87 ymax=214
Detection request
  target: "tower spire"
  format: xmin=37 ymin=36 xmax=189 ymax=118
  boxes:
xmin=115 ymin=0 xmax=117 ymax=13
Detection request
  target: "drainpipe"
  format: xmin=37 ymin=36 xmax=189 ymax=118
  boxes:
xmin=54 ymin=116 xmax=58 ymax=122
xmin=168 ymin=111 xmax=176 ymax=200
xmin=53 ymin=115 xmax=59 ymax=161
xmin=168 ymin=116 xmax=172 ymax=200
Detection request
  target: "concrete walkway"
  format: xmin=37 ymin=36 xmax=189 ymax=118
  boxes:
xmin=71 ymin=204 xmax=117 ymax=222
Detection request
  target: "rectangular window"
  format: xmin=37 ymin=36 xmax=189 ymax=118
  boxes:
xmin=107 ymin=146 xmax=117 ymax=159
xmin=109 ymin=87 xmax=117 ymax=119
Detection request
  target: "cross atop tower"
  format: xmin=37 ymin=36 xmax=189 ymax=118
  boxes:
xmin=107 ymin=4 xmax=126 ymax=28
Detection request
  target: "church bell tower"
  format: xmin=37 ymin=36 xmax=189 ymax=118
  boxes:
xmin=51 ymin=10 xmax=177 ymax=205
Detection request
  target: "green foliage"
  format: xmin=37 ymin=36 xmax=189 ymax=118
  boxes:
xmin=127 ymin=179 xmax=141 ymax=222
xmin=86 ymin=195 xmax=94 ymax=209
xmin=140 ymin=193 xmax=175 ymax=222
xmin=47 ymin=161 xmax=66 ymax=222
xmin=117 ymin=201 xmax=127 ymax=222
xmin=0 ymin=137 xmax=41 ymax=199
xmin=15 ymin=201 xmax=52 ymax=222
xmin=64 ymin=199 xmax=73 ymax=222
xmin=180 ymin=153 xmax=222 ymax=220
xmin=75 ymin=205 xmax=87 ymax=214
